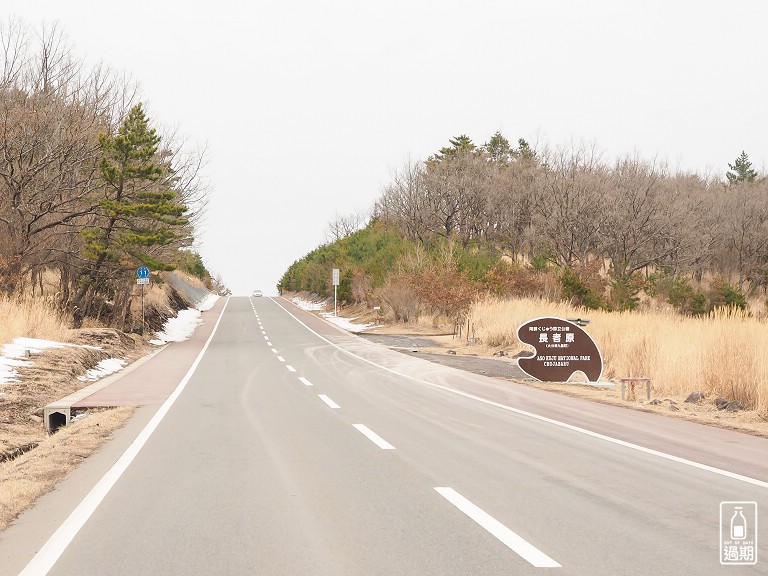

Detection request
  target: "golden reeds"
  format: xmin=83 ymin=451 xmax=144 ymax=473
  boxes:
xmin=0 ymin=296 xmax=69 ymax=345
xmin=470 ymin=296 xmax=768 ymax=414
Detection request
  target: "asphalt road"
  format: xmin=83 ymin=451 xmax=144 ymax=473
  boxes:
xmin=4 ymin=296 xmax=767 ymax=575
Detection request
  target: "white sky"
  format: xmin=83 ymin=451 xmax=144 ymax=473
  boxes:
xmin=6 ymin=1 xmax=768 ymax=295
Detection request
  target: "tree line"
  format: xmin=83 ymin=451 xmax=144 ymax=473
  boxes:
xmin=0 ymin=20 xmax=210 ymax=327
xmin=374 ymin=132 xmax=768 ymax=310
xmin=283 ymin=130 xmax=768 ymax=320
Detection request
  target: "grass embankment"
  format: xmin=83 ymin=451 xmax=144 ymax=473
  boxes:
xmin=0 ymin=291 xmax=154 ymax=532
xmin=0 ymin=407 xmax=134 ymax=531
xmin=471 ymin=297 xmax=768 ymax=415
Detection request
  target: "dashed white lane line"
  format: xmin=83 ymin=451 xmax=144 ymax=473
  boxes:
xmin=261 ymin=330 xmax=266 ymax=334
xmin=271 ymin=348 xmax=278 ymax=354
xmin=263 ymin=335 xmax=268 ymax=340
xmin=353 ymin=424 xmax=395 ymax=450
xmin=318 ymin=394 xmax=340 ymax=409
xmin=299 ymin=377 xmax=313 ymax=387
xmin=266 ymin=341 xmax=272 ymax=347
xmin=276 ymin=356 xmax=285 ymax=362
xmin=272 ymin=298 xmax=768 ymax=490
xmin=286 ymin=365 xmax=296 ymax=372
xmin=434 ymin=487 xmax=561 ymax=568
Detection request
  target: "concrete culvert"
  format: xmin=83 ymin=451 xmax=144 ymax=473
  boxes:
xmin=47 ymin=411 xmax=68 ymax=433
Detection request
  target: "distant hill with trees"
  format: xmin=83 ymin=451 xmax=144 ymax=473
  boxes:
xmin=280 ymin=133 xmax=768 ymax=323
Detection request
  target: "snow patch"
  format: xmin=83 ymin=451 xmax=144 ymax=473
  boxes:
xmin=0 ymin=337 xmax=100 ymax=385
xmin=77 ymin=358 xmax=127 ymax=382
xmin=195 ymin=293 xmax=219 ymax=311
xmin=150 ymin=308 xmax=203 ymax=345
xmin=320 ymin=313 xmax=378 ymax=332
xmin=292 ymin=296 xmax=326 ymax=311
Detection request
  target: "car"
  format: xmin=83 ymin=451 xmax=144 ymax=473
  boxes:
xmin=252 ymin=289 xmax=262 ymax=297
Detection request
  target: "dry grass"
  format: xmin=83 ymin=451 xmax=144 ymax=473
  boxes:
xmin=470 ymin=296 xmax=768 ymax=415
xmin=141 ymin=283 xmax=173 ymax=312
xmin=0 ymin=295 xmax=70 ymax=346
xmin=0 ymin=407 xmax=134 ymax=531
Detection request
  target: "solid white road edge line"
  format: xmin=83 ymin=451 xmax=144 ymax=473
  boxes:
xmin=299 ymin=377 xmax=313 ymax=386
xmin=19 ymin=297 xmax=231 ymax=576
xmin=353 ymin=424 xmax=395 ymax=449
xmin=272 ymin=298 xmax=768 ymax=490
xmin=434 ymin=487 xmax=561 ymax=568
xmin=318 ymin=394 xmax=340 ymax=409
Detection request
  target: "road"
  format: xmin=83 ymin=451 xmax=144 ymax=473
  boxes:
xmin=3 ymin=296 xmax=767 ymax=575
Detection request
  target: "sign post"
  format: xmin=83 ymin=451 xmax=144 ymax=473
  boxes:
xmin=332 ymin=268 xmax=340 ymax=316
xmin=516 ymin=317 xmax=603 ymax=383
xmin=137 ymin=266 xmax=150 ymax=335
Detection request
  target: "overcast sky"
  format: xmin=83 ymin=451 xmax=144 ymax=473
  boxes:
xmin=6 ymin=1 xmax=768 ymax=295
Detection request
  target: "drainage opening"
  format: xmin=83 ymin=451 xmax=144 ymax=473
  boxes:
xmin=48 ymin=411 xmax=68 ymax=433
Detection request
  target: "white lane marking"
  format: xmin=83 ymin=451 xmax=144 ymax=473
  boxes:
xmin=272 ymin=298 xmax=768 ymax=489
xmin=263 ymin=335 xmax=268 ymax=340
xmin=353 ymin=424 xmax=395 ymax=450
xmin=318 ymin=394 xmax=340 ymax=409
xmin=271 ymin=348 xmax=278 ymax=353
xmin=286 ymin=365 xmax=296 ymax=372
xmin=434 ymin=487 xmax=561 ymax=568
xmin=19 ymin=298 xmax=231 ymax=576
xmin=261 ymin=330 xmax=266 ymax=334
xmin=277 ymin=355 xmax=285 ymax=362
xmin=266 ymin=341 xmax=272 ymax=347
xmin=299 ymin=377 xmax=313 ymax=386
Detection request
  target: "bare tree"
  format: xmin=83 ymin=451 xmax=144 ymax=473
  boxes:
xmin=485 ymin=152 xmax=537 ymax=254
xmin=0 ymin=20 xmax=138 ymax=295
xmin=602 ymin=156 xmax=693 ymax=279
xmin=718 ymin=180 xmax=768 ymax=292
xmin=529 ymin=143 xmax=612 ymax=267
xmin=422 ymin=150 xmax=493 ymax=246
xmin=374 ymin=159 xmax=429 ymax=241
xmin=325 ymin=208 xmax=369 ymax=243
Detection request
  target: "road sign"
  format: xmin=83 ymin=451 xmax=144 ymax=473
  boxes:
xmin=332 ymin=268 xmax=339 ymax=286
xmin=136 ymin=277 xmax=150 ymax=285
xmin=516 ymin=317 xmax=603 ymax=383
xmin=137 ymin=266 xmax=150 ymax=279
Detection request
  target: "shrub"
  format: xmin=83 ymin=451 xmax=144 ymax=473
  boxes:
xmin=646 ymin=273 xmax=711 ymax=316
xmin=378 ymin=274 xmax=421 ymax=322
xmin=710 ymin=277 xmax=747 ymax=311
xmin=483 ymin=260 xmax=552 ymax=299
xmin=529 ymin=253 xmax=550 ymax=272
xmin=560 ymin=267 xmax=602 ymax=310
xmin=609 ymin=275 xmax=640 ymax=311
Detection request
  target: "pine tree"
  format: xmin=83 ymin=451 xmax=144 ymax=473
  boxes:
xmin=72 ymin=103 xmax=188 ymax=325
xmin=515 ymin=138 xmax=536 ymax=163
xmin=483 ymin=131 xmax=513 ymax=164
xmin=726 ymin=151 xmax=758 ymax=185
xmin=428 ymin=134 xmax=476 ymax=164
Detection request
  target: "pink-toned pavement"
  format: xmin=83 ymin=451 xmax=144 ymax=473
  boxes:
xmin=71 ymin=297 xmax=227 ymax=408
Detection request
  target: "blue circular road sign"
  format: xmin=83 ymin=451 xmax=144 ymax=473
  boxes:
xmin=137 ymin=266 xmax=150 ymax=278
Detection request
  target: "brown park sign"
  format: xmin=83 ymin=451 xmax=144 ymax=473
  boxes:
xmin=516 ymin=317 xmax=603 ymax=383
